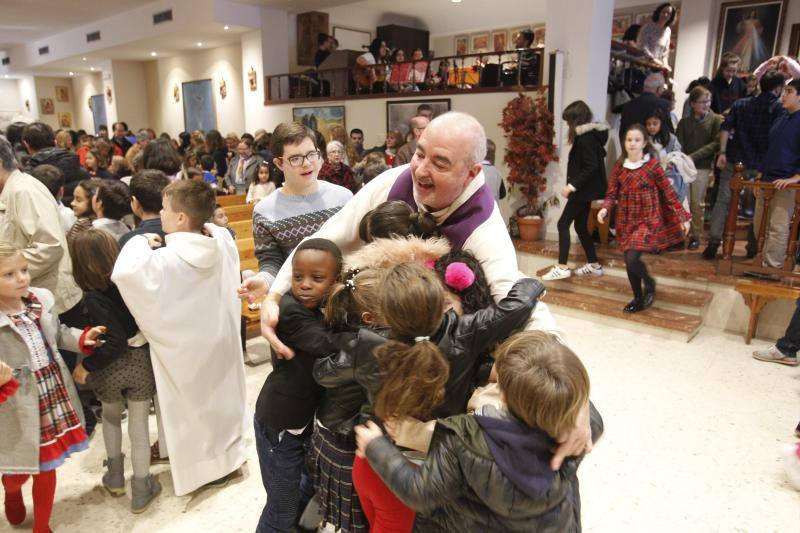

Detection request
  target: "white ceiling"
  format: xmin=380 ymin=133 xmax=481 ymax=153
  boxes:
xmin=0 ymin=0 xmax=161 ymax=48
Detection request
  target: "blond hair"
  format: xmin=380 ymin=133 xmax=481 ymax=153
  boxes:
xmin=494 ymin=331 xmax=590 ymax=439
xmin=0 ymin=241 xmax=23 ymax=263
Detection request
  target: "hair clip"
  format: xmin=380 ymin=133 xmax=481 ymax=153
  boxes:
xmin=414 ymin=336 xmax=430 ymax=343
xmin=344 ymin=268 xmax=361 ymax=291
xmin=444 ymin=262 xmax=475 ymax=292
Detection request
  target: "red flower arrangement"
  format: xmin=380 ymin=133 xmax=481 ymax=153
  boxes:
xmin=500 ymin=89 xmax=559 ymax=215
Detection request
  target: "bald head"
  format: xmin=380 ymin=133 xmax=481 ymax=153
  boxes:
xmin=643 ymin=72 xmax=665 ymax=95
xmin=409 ymin=116 xmax=430 ymax=140
xmin=426 ymin=111 xmax=487 ymax=166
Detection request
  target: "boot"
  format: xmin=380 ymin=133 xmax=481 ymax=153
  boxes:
xmin=702 ymin=241 xmax=719 ymax=260
xmin=102 ymin=455 xmax=126 ymax=497
xmin=131 ymin=475 xmax=161 ymax=514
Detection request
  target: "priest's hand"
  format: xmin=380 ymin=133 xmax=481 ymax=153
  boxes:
xmin=261 ymin=293 xmax=294 ymax=360
xmin=550 ymin=400 xmax=592 ymax=471
xmin=72 ymin=364 xmax=89 ymax=385
xmin=238 ymin=276 xmax=268 ymax=304
xmin=355 ymin=420 xmax=384 ymax=458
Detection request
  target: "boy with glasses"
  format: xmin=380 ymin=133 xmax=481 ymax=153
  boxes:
xmin=240 ymin=123 xmax=353 ymax=299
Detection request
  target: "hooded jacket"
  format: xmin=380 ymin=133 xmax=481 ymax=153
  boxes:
xmin=313 ymin=277 xmax=546 ymax=434
xmin=364 ymin=403 xmax=604 ymax=532
xmin=566 ymin=123 xmax=609 ymax=202
xmin=24 ymin=147 xmax=89 ymax=205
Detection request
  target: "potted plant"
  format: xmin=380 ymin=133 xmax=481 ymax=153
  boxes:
xmin=500 ymin=90 xmax=559 ymax=241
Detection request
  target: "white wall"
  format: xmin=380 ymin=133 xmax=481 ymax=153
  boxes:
xmin=144 ymin=42 xmax=245 ymax=137
xmin=109 ymin=61 xmax=149 ymax=131
xmin=32 ymin=77 xmax=77 ymax=130
xmin=70 ymin=73 xmax=103 ymax=133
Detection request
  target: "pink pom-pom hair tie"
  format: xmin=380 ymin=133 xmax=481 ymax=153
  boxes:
xmin=423 ymin=259 xmax=436 ymax=270
xmin=444 ymin=262 xmax=475 ymax=291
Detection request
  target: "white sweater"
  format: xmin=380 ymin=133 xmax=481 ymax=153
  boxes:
xmin=269 ymin=165 xmax=562 ymax=338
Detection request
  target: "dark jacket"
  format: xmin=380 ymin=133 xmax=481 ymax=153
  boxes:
xmin=119 ymin=218 xmax=165 ymax=249
xmin=255 ymin=293 xmax=339 ymax=431
xmin=567 ymin=123 xmax=608 ymax=201
xmin=620 ymin=92 xmax=674 ymax=142
xmin=79 ymin=285 xmax=140 ymax=372
xmin=24 ymin=147 xmax=89 ymax=205
xmin=313 ymin=278 xmax=545 ymax=434
xmin=364 ymin=403 xmax=604 ymax=533
xmin=710 ymin=74 xmax=746 ymax=115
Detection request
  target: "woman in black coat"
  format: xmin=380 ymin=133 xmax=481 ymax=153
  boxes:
xmin=543 ymin=100 xmax=609 ymax=281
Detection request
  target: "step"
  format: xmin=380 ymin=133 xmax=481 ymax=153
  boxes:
xmin=542 ymin=288 xmax=703 ymax=340
xmin=535 ymin=268 xmax=713 ymax=309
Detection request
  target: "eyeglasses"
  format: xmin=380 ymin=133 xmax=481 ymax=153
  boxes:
xmin=283 ymin=150 xmax=321 ymax=167
xmin=328 ymin=149 xmax=344 ymax=154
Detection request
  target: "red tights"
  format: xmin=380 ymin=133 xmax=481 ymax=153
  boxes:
xmin=352 ymin=456 xmax=415 ymax=533
xmin=2 ymin=470 xmax=56 ymax=533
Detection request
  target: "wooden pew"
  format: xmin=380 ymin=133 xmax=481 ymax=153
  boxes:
xmin=230 ymin=220 xmax=253 ymax=239
xmin=735 ymin=280 xmax=800 ymax=344
xmin=226 ymin=204 xmax=255 ymax=223
xmin=217 ymin=194 xmax=247 ymax=207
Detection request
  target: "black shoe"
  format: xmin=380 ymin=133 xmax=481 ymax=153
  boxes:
xmin=702 ymin=242 xmax=719 ymax=260
xmin=642 ymin=281 xmax=656 ymax=310
xmin=745 ymin=248 xmax=757 ymax=259
xmin=623 ymin=298 xmax=643 ymax=313
xmin=666 ymin=242 xmax=685 ymax=252
xmin=687 ymin=237 xmax=699 ymax=250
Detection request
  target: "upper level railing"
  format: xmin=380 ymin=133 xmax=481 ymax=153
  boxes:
xmin=719 ymin=163 xmax=800 ymax=282
xmin=608 ymin=40 xmax=671 ymax=103
xmin=264 ymin=48 xmax=544 ymax=104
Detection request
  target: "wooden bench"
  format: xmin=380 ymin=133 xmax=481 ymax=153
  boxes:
xmin=217 ymin=194 xmax=247 ymax=207
xmin=235 ymin=237 xmax=263 ymax=327
xmin=230 ymin=220 xmax=253 ymax=239
xmin=735 ymin=280 xmax=800 ymax=344
xmin=225 ymin=204 xmax=255 ymax=223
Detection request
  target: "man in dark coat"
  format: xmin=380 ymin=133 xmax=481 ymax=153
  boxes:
xmin=21 ymin=122 xmax=88 ymax=205
xmin=620 ymin=72 xmax=673 ymax=142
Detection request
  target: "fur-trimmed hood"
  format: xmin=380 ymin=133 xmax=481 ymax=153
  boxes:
xmin=343 ymin=235 xmax=451 ymax=271
xmin=575 ymin=122 xmax=610 ymax=136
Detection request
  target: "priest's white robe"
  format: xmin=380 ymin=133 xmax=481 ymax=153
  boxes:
xmin=111 ymin=223 xmax=248 ymax=496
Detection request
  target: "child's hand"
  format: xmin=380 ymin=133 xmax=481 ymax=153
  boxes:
xmin=238 ymin=276 xmax=268 ymax=303
xmin=143 ymin=233 xmax=163 ymax=249
xmin=83 ymin=326 xmax=107 ymax=347
xmin=596 ymin=208 xmax=608 ymax=224
xmin=355 ymin=420 xmax=384 ymax=458
xmin=682 ymin=221 xmax=691 ymax=236
xmin=0 ymin=362 xmax=12 ymax=386
xmin=560 ymin=186 xmax=572 ymax=198
xmin=72 ymin=364 xmax=89 ymax=385
xmin=551 ymin=401 xmax=592 ymax=470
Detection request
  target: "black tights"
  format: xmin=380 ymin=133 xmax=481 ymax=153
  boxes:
xmin=557 ymin=198 xmax=598 ymax=265
xmin=624 ymin=250 xmax=654 ymax=299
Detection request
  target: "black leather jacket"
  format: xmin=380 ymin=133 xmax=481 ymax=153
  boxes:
xmin=313 ymin=278 xmax=546 ymax=434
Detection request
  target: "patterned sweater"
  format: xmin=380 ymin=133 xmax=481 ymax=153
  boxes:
xmin=253 ymin=181 xmax=353 ymax=285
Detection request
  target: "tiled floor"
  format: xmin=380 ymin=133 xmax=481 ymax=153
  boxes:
xmin=9 ymin=312 xmax=800 ymax=532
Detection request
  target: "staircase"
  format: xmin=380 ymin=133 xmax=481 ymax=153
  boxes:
xmin=516 ymin=240 xmax=728 ymax=341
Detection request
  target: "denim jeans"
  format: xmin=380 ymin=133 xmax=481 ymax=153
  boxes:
xmin=708 ymin=164 xmax=759 ymax=242
xmin=776 ymin=298 xmax=800 ymax=358
xmin=254 ymin=417 xmax=314 ymax=533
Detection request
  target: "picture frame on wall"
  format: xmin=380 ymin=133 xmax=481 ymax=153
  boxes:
xmin=55 ymin=85 xmax=69 ymax=103
xmin=58 ymin=112 xmax=72 ymax=128
xmin=789 ymin=23 xmax=800 ymax=58
xmin=454 ymin=34 xmax=469 ymax=56
xmin=292 ymin=105 xmax=345 ymax=144
xmin=532 ymin=26 xmax=546 ymax=48
xmin=634 ymin=12 xmax=652 ymax=25
xmin=386 ymin=99 xmax=451 ymax=140
xmin=40 ymin=98 xmax=54 ymax=115
xmin=612 ymin=15 xmax=632 ymax=39
xmin=470 ymin=32 xmax=490 ymax=53
xmin=714 ymin=0 xmax=788 ymax=74
xmin=182 ymin=79 xmax=217 ymax=132
xmin=492 ymin=30 xmax=508 ymax=53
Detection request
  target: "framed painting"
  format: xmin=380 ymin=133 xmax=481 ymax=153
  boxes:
xmin=386 ymin=99 xmax=450 ymax=139
xmin=532 ymin=26 xmax=546 ymax=48
xmin=714 ymin=0 xmax=788 ymax=73
xmin=788 ymin=23 xmax=800 ymax=58
xmin=292 ymin=105 xmax=345 ymax=144
xmin=634 ymin=12 xmax=652 ymax=26
xmin=40 ymin=98 xmax=54 ymax=115
xmin=55 ymin=85 xmax=69 ymax=102
xmin=58 ymin=112 xmax=72 ymax=128
xmin=471 ymin=32 xmax=490 ymax=53
xmin=612 ymin=15 xmax=632 ymax=39
xmin=182 ymin=79 xmax=217 ymax=132
xmin=454 ymin=34 xmax=469 ymax=56
xmin=492 ymin=30 xmax=508 ymax=53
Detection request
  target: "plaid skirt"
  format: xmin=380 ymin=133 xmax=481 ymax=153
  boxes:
xmin=37 ymin=360 xmax=88 ymax=471
xmin=307 ymin=423 xmax=368 ymax=533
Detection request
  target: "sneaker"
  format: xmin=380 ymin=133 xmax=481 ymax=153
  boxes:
xmin=574 ymin=263 xmax=603 ymax=277
xmin=542 ymin=265 xmax=571 ymax=281
xmin=752 ymin=345 xmax=799 ymax=366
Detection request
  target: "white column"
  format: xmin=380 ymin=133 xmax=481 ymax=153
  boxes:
xmin=672 ymin=0 xmax=716 ymax=114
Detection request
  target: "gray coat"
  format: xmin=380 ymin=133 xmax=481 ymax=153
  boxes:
xmin=0 ymin=287 xmax=83 ymax=474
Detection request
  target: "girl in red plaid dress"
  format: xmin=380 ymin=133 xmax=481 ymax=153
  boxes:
xmin=0 ymin=242 xmax=98 ymax=532
xmin=597 ymin=124 xmax=690 ymax=313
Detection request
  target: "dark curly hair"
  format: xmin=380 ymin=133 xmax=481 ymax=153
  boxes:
xmin=358 ymin=200 xmax=438 ymax=242
xmin=433 ymin=250 xmax=492 ymax=315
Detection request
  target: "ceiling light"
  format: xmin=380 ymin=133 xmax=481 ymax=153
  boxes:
xmin=82 ymin=57 xmax=87 ymax=61
xmin=451 ymin=0 xmax=462 ymax=3
xmin=90 ymin=66 xmax=95 ymax=71
xmin=196 ymin=42 xmax=203 ymax=47
xmin=3 ymin=75 xmax=8 ymax=79
xmin=223 ymin=25 xmax=230 ymax=30
xmin=150 ymin=51 xmax=157 ymax=57
xmin=69 ymin=71 xmax=74 ymax=76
